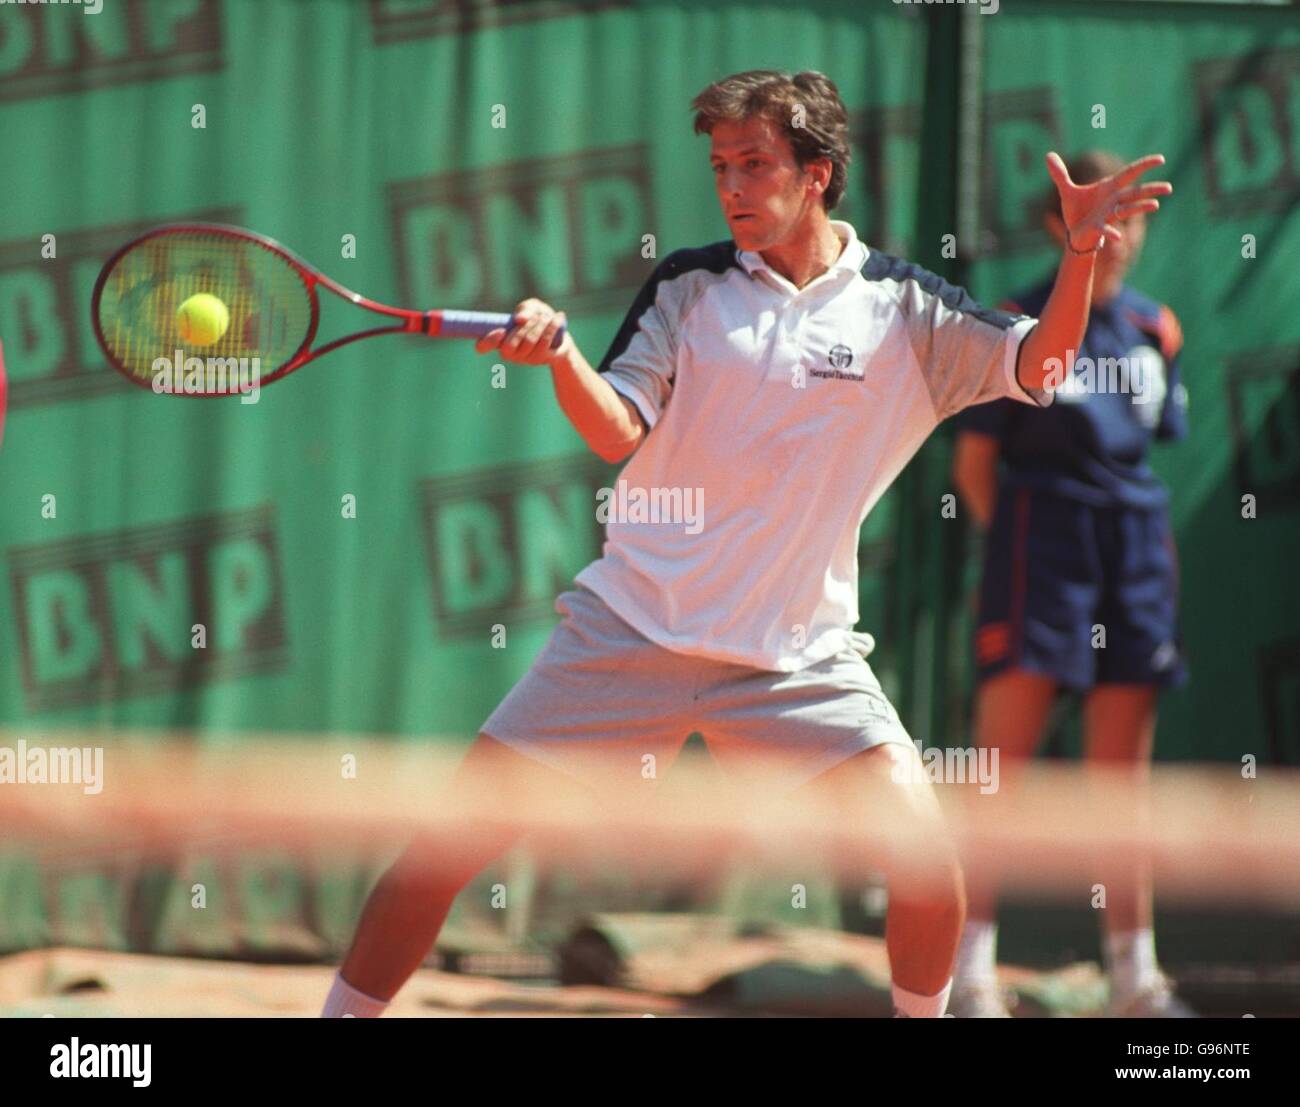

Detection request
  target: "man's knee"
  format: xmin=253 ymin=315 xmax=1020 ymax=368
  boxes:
xmin=386 ymin=835 xmax=473 ymax=901
xmin=389 ymin=818 xmax=520 ymax=901
xmin=877 ymin=757 xmax=967 ymax=909
xmin=890 ymin=852 xmax=966 ymax=920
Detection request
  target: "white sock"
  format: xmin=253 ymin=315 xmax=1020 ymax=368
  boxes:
xmin=953 ymin=919 xmax=998 ymax=986
xmin=1104 ymin=927 xmax=1158 ymax=999
xmin=892 ymin=978 xmax=952 ymax=1018
xmin=321 ymin=972 xmax=390 ymax=1018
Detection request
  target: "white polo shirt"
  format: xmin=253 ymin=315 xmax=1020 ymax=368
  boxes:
xmin=575 ymin=220 xmax=1048 ymax=672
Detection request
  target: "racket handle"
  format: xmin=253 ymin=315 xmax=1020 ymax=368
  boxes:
xmin=436 ymin=310 xmax=567 ymax=350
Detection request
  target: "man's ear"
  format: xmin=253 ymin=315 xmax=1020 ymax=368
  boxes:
xmin=806 ymin=156 xmax=832 ymax=197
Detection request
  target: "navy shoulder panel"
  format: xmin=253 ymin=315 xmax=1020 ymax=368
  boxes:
xmin=860 ymin=250 xmax=1026 ymax=331
xmin=657 ymin=240 xmax=740 ymax=282
xmin=598 ymin=240 xmax=739 ymax=373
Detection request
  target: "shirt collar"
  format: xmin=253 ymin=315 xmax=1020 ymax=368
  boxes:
xmin=736 ymin=220 xmax=867 ymax=292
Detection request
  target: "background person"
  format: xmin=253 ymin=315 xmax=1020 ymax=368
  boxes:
xmin=950 ymin=150 xmax=1191 ymax=1019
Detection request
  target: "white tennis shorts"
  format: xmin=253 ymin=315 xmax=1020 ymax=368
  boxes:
xmin=481 ymin=585 xmax=913 ymax=797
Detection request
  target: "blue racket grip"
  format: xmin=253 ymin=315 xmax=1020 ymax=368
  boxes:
xmin=439 ymin=310 xmax=567 ymax=350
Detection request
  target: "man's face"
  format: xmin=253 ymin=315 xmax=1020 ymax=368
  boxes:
xmin=709 ymin=115 xmax=825 ymax=251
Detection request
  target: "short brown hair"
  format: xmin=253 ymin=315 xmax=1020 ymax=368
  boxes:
xmin=691 ymin=69 xmax=852 ymax=210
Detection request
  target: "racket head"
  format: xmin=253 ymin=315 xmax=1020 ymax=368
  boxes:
xmin=91 ymin=223 xmax=321 ymax=396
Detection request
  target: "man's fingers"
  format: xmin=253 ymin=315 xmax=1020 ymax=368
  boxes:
xmin=503 ymin=310 xmax=556 ymax=362
xmin=1045 ymin=151 xmax=1071 ymax=188
xmin=1115 ymin=199 xmax=1161 ymax=219
xmin=485 ymin=300 xmax=565 ymax=363
xmin=475 ymin=328 xmax=507 ymax=354
xmin=519 ymin=313 xmax=553 ymax=357
xmin=531 ymin=311 xmax=563 ymax=352
xmin=1117 ymin=181 xmax=1173 ymax=204
xmin=546 ymin=311 xmax=567 ymax=353
xmin=1113 ymin=153 xmax=1167 ymax=188
xmin=501 ymin=312 xmax=539 ymax=352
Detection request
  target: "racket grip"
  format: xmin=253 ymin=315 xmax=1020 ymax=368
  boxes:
xmin=437 ymin=310 xmax=567 ymax=350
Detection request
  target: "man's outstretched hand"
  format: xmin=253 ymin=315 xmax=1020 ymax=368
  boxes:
xmin=1046 ymin=151 xmax=1172 ymax=254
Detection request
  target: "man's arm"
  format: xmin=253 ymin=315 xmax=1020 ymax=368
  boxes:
xmin=548 ymin=344 xmax=645 ymax=464
xmin=951 ymin=430 xmax=1000 ymax=530
xmin=1015 ymin=247 xmax=1095 ymax=393
xmin=474 ymin=297 xmax=646 ymax=464
xmin=1017 ymin=152 xmax=1172 ymax=392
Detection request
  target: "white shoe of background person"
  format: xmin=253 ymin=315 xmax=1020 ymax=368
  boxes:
xmin=1104 ymin=971 xmax=1197 ymax=1017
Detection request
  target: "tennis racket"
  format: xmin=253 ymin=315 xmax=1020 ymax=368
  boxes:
xmin=90 ymin=222 xmax=565 ymax=396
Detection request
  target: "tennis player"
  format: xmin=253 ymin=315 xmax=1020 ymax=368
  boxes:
xmin=949 ymin=150 xmax=1191 ymax=1018
xmin=323 ymin=70 xmax=1170 ymax=1018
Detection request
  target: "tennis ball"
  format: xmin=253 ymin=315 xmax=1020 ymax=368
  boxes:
xmin=177 ymin=293 xmax=230 ymax=346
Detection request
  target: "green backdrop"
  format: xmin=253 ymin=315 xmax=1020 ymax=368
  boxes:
xmin=0 ymin=0 xmax=1296 ymax=956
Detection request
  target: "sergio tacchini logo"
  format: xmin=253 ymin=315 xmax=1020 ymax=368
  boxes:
xmin=810 ymin=344 xmax=861 ymax=381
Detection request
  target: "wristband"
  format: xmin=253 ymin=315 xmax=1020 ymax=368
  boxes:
xmin=1065 ymin=227 xmax=1104 ymax=256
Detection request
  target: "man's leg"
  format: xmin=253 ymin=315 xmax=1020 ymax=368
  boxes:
xmin=963 ymin=669 xmax=1057 ymax=921
xmin=1082 ymin=683 xmax=1168 ymax=1009
xmin=691 ymin=642 xmax=972 ymax=1014
xmin=798 ymin=741 xmax=964 ymax=1014
xmin=945 ymin=669 xmax=1057 ymax=1015
xmin=1082 ymin=501 xmax=1192 ymax=1015
xmin=326 ymin=732 xmax=592 ymax=1014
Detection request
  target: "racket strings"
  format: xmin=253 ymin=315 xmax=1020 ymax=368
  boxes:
xmin=98 ymin=232 xmax=313 ymax=390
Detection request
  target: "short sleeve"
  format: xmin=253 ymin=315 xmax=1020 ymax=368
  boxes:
xmin=925 ymin=304 xmax=1046 ymax=422
xmin=887 ymin=266 xmax=1051 ymax=423
xmin=597 ymin=260 xmax=681 ymax=431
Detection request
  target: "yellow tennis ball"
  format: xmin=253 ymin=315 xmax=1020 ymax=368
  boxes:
xmin=176 ymin=293 xmax=230 ymax=346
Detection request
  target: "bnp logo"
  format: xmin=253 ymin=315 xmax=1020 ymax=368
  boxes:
xmin=368 ymin=0 xmax=630 ymax=45
xmin=8 ymin=505 xmax=287 ymax=711
xmin=389 ymin=145 xmax=657 ymax=321
xmin=1226 ymin=342 xmax=1300 ymax=507
xmin=419 ymin=456 xmax=614 ymax=638
xmin=0 ymin=0 xmax=222 ymax=102
xmin=979 ymin=87 xmax=1065 ymax=256
xmin=1195 ymin=44 xmax=1300 ymax=217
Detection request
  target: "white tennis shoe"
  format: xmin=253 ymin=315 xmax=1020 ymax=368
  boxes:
xmin=1105 ymin=972 xmax=1197 ymax=1018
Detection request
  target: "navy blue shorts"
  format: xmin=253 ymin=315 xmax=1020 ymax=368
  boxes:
xmin=974 ymin=485 xmax=1187 ymax=691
